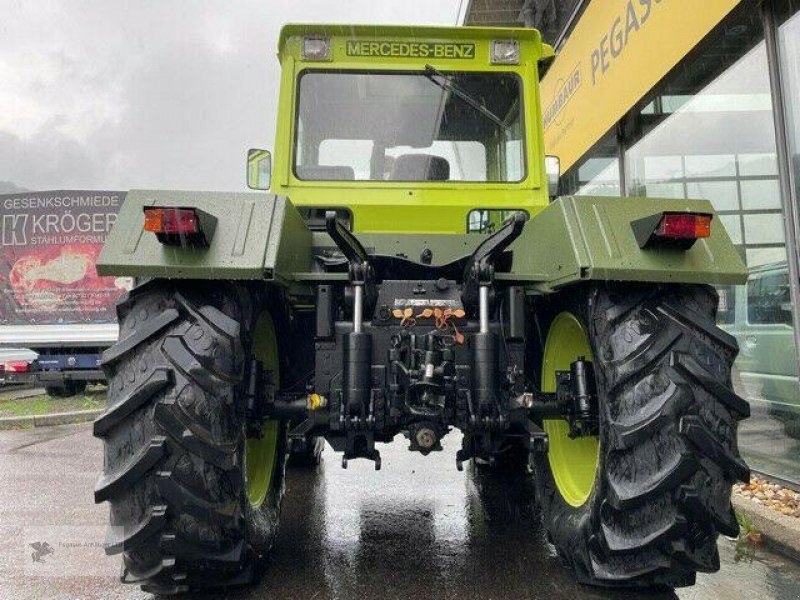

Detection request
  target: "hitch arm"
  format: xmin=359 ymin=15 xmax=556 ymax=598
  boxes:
xmin=462 ymin=212 xmax=527 ymax=305
xmin=462 ymin=213 xmax=527 ymax=417
xmin=325 ymin=210 xmax=370 ymax=274
xmin=325 ymin=210 xmax=376 ymax=334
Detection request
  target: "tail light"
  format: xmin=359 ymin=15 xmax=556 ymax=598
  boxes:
xmin=143 ymin=207 xmax=216 ymax=247
xmin=2 ymin=361 xmax=29 ymax=373
xmin=656 ymin=213 xmax=712 ymax=240
xmin=632 ymin=211 xmax=712 ymax=250
xmin=144 ymin=208 xmax=199 ymax=235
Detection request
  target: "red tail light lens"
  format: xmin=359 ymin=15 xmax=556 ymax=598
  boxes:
xmin=632 ymin=211 xmax=713 ymax=250
xmin=144 ymin=208 xmax=200 ymax=235
xmin=656 ymin=213 xmax=712 ymax=240
xmin=3 ymin=361 xmax=29 ymax=373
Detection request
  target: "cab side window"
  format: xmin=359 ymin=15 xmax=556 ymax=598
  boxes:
xmin=748 ymin=270 xmax=792 ymax=325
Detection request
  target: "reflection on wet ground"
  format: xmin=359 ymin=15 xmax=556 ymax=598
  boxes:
xmin=2 ymin=425 xmax=800 ymax=600
xmin=210 ymin=433 xmax=800 ymax=600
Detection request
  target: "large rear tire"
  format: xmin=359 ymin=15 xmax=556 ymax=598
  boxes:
xmin=532 ymin=283 xmax=750 ymax=588
xmin=93 ymin=281 xmax=286 ymax=594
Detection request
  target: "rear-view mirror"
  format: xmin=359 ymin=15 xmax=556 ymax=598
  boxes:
xmin=247 ymin=148 xmax=272 ymax=190
xmin=545 ymin=155 xmax=560 ymax=200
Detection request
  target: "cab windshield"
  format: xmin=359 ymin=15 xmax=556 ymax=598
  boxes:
xmin=294 ymin=71 xmax=525 ymax=183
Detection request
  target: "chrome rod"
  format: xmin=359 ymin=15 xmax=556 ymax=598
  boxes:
xmin=479 ymin=285 xmax=490 ymax=334
xmin=353 ymin=285 xmax=364 ymax=333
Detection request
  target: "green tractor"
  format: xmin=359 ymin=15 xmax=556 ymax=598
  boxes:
xmin=93 ymin=24 xmax=751 ymax=594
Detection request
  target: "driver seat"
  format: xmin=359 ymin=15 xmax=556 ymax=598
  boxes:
xmin=389 ymin=154 xmax=450 ymax=181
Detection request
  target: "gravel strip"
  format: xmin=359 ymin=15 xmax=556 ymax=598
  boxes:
xmin=734 ymin=475 xmax=800 ymax=518
xmin=0 ymin=386 xmax=46 ymax=402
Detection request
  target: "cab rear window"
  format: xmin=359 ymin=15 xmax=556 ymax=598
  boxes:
xmin=293 ymin=70 xmax=525 ymax=183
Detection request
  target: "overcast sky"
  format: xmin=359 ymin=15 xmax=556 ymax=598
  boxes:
xmin=0 ymin=0 xmax=465 ymax=193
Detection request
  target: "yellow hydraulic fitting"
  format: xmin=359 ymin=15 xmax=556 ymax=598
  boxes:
xmin=307 ymin=393 xmax=327 ymax=411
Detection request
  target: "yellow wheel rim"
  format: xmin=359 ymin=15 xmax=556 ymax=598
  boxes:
xmin=245 ymin=312 xmax=280 ymax=508
xmin=245 ymin=421 xmax=279 ymax=506
xmin=541 ymin=312 xmax=600 ymax=508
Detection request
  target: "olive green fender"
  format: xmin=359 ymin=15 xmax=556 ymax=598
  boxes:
xmin=99 ymin=192 xmax=747 ymax=294
xmin=97 ymin=190 xmax=314 ymax=287
xmin=503 ymin=196 xmax=748 ymax=292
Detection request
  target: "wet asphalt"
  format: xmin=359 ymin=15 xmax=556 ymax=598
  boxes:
xmin=1 ymin=424 xmax=800 ymax=600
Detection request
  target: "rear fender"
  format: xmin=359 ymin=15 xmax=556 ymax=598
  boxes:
xmin=507 ymin=196 xmax=748 ymax=292
xmin=97 ymin=190 xmax=313 ymax=286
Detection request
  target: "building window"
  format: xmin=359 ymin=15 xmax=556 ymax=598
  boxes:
xmin=624 ymin=5 xmax=783 ymax=265
xmin=561 ymin=129 xmax=621 ymax=196
xmin=747 ymin=267 xmax=793 ymax=326
xmin=620 ymin=0 xmax=800 ymax=482
xmin=777 ymin=1 xmax=800 ymax=215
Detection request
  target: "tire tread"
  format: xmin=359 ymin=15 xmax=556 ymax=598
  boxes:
xmin=94 ymin=282 xmax=285 ymax=593
xmin=536 ymin=284 xmax=749 ymax=589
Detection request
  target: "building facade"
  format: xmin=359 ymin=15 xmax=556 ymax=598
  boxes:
xmin=465 ymin=0 xmax=800 ymax=484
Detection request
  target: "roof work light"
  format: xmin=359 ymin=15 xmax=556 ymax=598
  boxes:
xmin=490 ymin=40 xmax=520 ymax=65
xmin=302 ymin=37 xmax=332 ymax=61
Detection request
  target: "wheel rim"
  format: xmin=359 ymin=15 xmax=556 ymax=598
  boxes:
xmin=541 ymin=312 xmax=600 ymax=508
xmin=245 ymin=312 xmax=280 ymax=508
xmin=245 ymin=421 xmax=279 ymax=507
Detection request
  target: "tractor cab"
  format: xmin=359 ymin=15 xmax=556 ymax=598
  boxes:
xmin=248 ymin=25 xmax=556 ymax=233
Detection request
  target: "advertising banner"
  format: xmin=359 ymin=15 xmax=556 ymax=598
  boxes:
xmin=541 ymin=0 xmax=741 ymax=171
xmin=0 ymin=190 xmax=130 ymax=326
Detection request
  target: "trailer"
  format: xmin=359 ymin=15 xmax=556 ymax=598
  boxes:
xmin=0 ymin=190 xmax=129 ymax=395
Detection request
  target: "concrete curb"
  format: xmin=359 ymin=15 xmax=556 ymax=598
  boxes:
xmin=0 ymin=386 xmax=46 ymax=402
xmin=0 ymin=409 xmax=102 ymax=430
xmin=733 ymin=493 xmax=800 ymax=563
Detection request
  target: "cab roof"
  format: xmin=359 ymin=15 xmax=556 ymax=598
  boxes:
xmin=277 ymin=23 xmax=548 ymax=60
